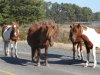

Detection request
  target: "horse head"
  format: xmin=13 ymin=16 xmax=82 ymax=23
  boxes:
xmin=69 ymin=23 xmax=83 ymax=43
xmin=10 ymin=21 xmax=19 ymax=41
xmin=45 ymin=22 xmax=58 ymax=46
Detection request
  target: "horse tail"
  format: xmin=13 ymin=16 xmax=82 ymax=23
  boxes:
xmin=1 ymin=25 xmax=8 ymax=40
xmin=1 ymin=25 xmax=5 ymax=40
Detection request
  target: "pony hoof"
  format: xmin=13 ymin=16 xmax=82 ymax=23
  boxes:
xmin=5 ymin=54 xmax=7 ymax=56
xmin=33 ymin=59 xmax=37 ymax=62
xmin=77 ymin=56 xmax=81 ymax=60
xmin=7 ymin=54 xmax=10 ymax=57
xmin=11 ymin=54 xmax=13 ymax=57
xmin=46 ymin=64 xmax=49 ymax=67
xmin=37 ymin=63 xmax=41 ymax=66
xmin=80 ymin=59 xmax=84 ymax=62
xmin=5 ymin=53 xmax=7 ymax=56
xmin=93 ymin=65 xmax=96 ymax=68
xmin=84 ymin=65 xmax=88 ymax=68
xmin=73 ymin=58 xmax=75 ymax=60
xmin=11 ymin=55 xmax=13 ymax=57
xmin=15 ymin=55 xmax=17 ymax=58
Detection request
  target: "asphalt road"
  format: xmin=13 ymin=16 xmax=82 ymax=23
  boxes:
xmin=0 ymin=40 xmax=100 ymax=75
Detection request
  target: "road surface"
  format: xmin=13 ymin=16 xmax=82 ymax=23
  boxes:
xmin=0 ymin=40 xmax=100 ymax=75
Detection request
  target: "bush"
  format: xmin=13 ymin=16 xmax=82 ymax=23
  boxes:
xmin=54 ymin=30 xmax=70 ymax=43
xmin=19 ymin=31 xmax=27 ymax=41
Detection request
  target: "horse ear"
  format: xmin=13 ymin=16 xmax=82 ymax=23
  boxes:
xmin=46 ymin=25 xmax=48 ymax=29
xmin=70 ymin=25 xmax=72 ymax=28
xmin=77 ymin=23 xmax=80 ymax=28
xmin=52 ymin=26 xmax=55 ymax=29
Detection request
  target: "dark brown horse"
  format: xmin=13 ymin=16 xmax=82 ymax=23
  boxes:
xmin=2 ymin=21 xmax=19 ymax=57
xmin=69 ymin=24 xmax=83 ymax=60
xmin=27 ymin=21 xmax=58 ymax=66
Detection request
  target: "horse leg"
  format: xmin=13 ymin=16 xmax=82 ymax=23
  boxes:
xmin=79 ymin=42 xmax=83 ymax=60
xmin=92 ymin=46 xmax=97 ymax=68
xmin=10 ymin=41 xmax=13 ymax=57
xmin=14 ymin=41 xmax=17 ymax=58
xmin=33 ymin=50 xmax=38 ymax=62
xmin=31 ymin=47 xmax=36 ymax=62
xmin=73 ymin=43 xmax=76 ymax=60
xmin=45 ymin=47 xmax=49 ymax=66
xmin=77 ymin=43 xmax=81 ymax=59
xmin=6 ymin=42 xmax=10 ymax=56
xmin=4 ymin=41 xmax=7 ymax=56
xmin=84 ymin=48 xmax=90 ymax=67
xmin=37 ymin=48 xmax=41 ymax=66
xmin=80 ymin=42 xmax=84 ymax=61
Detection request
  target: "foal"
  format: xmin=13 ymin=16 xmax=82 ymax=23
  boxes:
xmin=69 ymin=25 xmax=83 ymax=60
xmin=2 ymin=21 xmax=19 ymax=57
xmin=70 ymin=24 xmax=100 ymax=68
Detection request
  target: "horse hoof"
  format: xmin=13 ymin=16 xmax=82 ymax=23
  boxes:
xmin=73 ymin=58 xmax=75 ymax=60
xmin=37 ymin=63 xmax=41 ymax=66
xmin=33 ymin=59 xmax=37 ymax=62
xmin=11 ymin=55 xmax=13 ymax=57
xmin=81 ymin=59 xmax=84 ymax=62
xmin=15 ymin=55 xmax=17 ymax=58
xmin=93 ymin=65 xmax=96 ymax=68
xmin=93 ymin=66 xmax=95 ymax=68
xmin=46 ymin=64 xmax=49 ymax=67
xmin=7 ymin=54 xmax=10 ymax=57
xmin=77 ymin=56 xmax=81 ymax=60
xmin=84 ymin=65 xmax=88 ymax=68
xmin=5 ymin=54 xmax=7 ymax=56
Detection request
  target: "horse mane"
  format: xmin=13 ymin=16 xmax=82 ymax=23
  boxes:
xmin=82 ymin=26 xmax=87 ymax=31
xmin=82 ymin=25 xmax=100 ymax=34
xmin=12 ymin=21 xmax=19 ymax=29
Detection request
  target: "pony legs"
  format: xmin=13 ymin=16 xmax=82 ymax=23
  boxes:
xmin=77 ymin=42 xmax=83 ymax=60
xmin=31 ymin=47 xmax=37 ymax=62
xmin=45 ymin=47 xmax=49 ymax=66
xmin=85 ymin=48 xmax=90 ymax=67
xmin=85 ymin=52 xmax=90 ymax=67
xmin=77 ymin=44 xmax=81 ymax=59
xmin=85 ymin=46 xmax=97 ymax=68
xmin=73 ymin=43 xmax=75 ymax=60
xmin=4 ymin=41 xmax=10 ymax=56
xmin=4 ymin=42 xmax=7 ymax=56
xmin=14 ymin=42 xmax=18 ymax=58
xmin=10 ymin=42 xmax=13 ymax=57
xmin=92 ymin=46 xmax=97 ymax=68
xmin=37 ymin=48 xmax=41 ymax=66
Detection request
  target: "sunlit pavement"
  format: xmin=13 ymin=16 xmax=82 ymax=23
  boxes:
xmin=0 ymin=41 xmax=100 ymax=75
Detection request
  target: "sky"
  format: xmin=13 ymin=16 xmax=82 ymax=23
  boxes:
xmin=44 ymin=0 xmax=100 ymax=13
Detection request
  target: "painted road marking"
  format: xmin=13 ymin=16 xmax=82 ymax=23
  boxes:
xmin=0 ymin=69 xmax=16 ymax=75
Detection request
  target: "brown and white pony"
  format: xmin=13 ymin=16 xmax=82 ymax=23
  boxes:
xmin=27 ymin=21 xmax=58 ymax=66
xmin=2 ymin=21 xmax=19 ymax=57
xmin=69 ymin=24 xmax=83 ymax=60
xmin=70 ymin=23 xmax=100 ymax=68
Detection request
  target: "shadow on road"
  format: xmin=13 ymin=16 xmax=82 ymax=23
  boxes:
xmin=0 ymin=56 xmax=33 ymax=66
xmin=1 ymin=53 xmax=100 ymax=67
xmin=0 ymin=53 xmax=85 ymax=66
xmin=41 ymin=53 xmax=86 ymax=66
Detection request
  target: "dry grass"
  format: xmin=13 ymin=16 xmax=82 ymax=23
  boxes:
xmin=1 ymin=23 xmax=100 ymax=53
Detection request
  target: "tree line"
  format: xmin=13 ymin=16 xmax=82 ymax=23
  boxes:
xmin=0 ymin=0 xmax=100 ymax=25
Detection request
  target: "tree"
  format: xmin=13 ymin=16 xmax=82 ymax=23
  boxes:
xmin=0 ymin=0 xmax=45 ymax=25
xmin=44 ymin=2 xmax=93 ymax=23
xmin=81 ymin=7 xmax=93 ymax=21
xmin=93 ymin=12 xmax=100 ymax=21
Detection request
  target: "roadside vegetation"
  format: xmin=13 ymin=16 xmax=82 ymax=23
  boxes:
xmin=0 ymin=0 xmax=100 ymax=47
xmin=0 ymin=0 xmax=100 ymax=25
